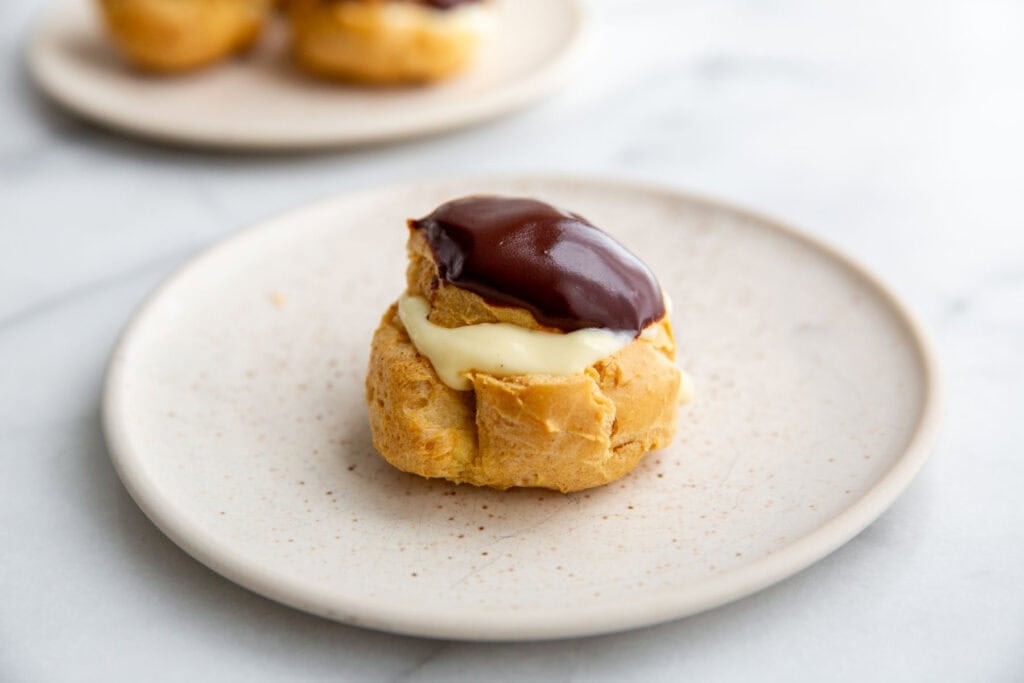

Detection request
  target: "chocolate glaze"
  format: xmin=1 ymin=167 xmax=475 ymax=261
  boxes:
xmin=415 ymin=0 xmax=482 ymax=9
xmin=409 ymin=196 xmax=666 ymax=336
xmin=333 ymin=0 xmax=482 ymax=9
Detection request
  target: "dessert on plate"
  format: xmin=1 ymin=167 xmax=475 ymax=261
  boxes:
xmin=97 ymin=0 xmax=271 ymax=73
xmin=366 ymin=195 xmax=690 ymax=493
xmin=288 ymin=0 xmax=494 ymax=84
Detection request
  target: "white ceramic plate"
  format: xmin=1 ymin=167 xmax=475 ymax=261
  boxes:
xmin=103 ymin=177 xmax=941 ymax=641
xmin=27 ymin=0 xmax=585 ymax=149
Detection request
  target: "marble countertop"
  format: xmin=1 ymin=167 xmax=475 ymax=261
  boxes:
xmin=2 ymin=0 xmax=1022 ymax=680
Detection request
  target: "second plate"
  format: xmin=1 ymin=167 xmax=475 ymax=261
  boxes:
xmin=28 ymin=0 xmax=586 ymax=149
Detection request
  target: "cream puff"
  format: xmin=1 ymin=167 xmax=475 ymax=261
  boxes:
xmin=365 ymin=196 xmax=690 ymax=493
xmin=288 ymin=0 xmax=493 ymax=84
xmin=97 ymin=0 xmax=271 ymax=73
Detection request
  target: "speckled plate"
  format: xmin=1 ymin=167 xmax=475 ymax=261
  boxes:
xmin=27 ymin=0 xmax=585 ymax=149
xmin=103 ymin=177 xmax=942 ymax=641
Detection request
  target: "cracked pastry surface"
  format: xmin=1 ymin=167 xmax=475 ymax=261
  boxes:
xmin=365 ymin=196 xmax=686 ymax=493
xmin=97 ymin=0 xmax=271 ymax=72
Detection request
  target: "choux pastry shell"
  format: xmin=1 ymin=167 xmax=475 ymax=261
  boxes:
xmin=288 ymin=0 xmax=490 ymax=84
xmin=97 ymin=0 xmax=271 ymax=72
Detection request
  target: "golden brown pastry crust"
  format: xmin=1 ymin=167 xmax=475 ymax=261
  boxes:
xmin=406 ymin=229 xmax=549 ymax=330
xmin=287 ymin=0 xmax=485 ymax=84
xmin=365 ymin=231 xmax=683 ymax=493
xmin=98 ymin=0 xmax=270 ymax=73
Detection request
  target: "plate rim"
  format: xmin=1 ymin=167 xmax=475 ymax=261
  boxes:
xmin=102 ymin=175 xmax=944 ymax=641
xmin=26 ymin=0 xmax=588 ymax=150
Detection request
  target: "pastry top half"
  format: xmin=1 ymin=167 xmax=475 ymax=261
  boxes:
xmin=407 ymin=196 xmax=666 ymax=334
xmin=367 ymin=196 xmax=686 ymax=493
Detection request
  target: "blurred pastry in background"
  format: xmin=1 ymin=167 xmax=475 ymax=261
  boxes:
xmin=288 ymin=0 xmax=494 ymax=84
xmin=97 ymin=0 xmax=272 ymax=73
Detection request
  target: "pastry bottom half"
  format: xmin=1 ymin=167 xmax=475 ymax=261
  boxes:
xmin=288 ymin=0 xmax=483 ymax=84
xmin=365 ymin=304 xmax=681 ymax=493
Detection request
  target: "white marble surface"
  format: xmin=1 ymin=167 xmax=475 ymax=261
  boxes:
xmin=1 ymin=0 xmax=1022 ymax=680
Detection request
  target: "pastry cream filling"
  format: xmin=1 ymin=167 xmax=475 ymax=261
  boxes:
xmin=397 ymin=295 xmax=636 ymax=391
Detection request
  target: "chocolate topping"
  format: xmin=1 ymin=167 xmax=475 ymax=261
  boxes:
xmin=333 ymin=0 xmax=482 ymax=9
xmin=409 ymin=196 xmax=666 ymax=336
xmin=415 ymin=0 xmax=481 ymax=8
